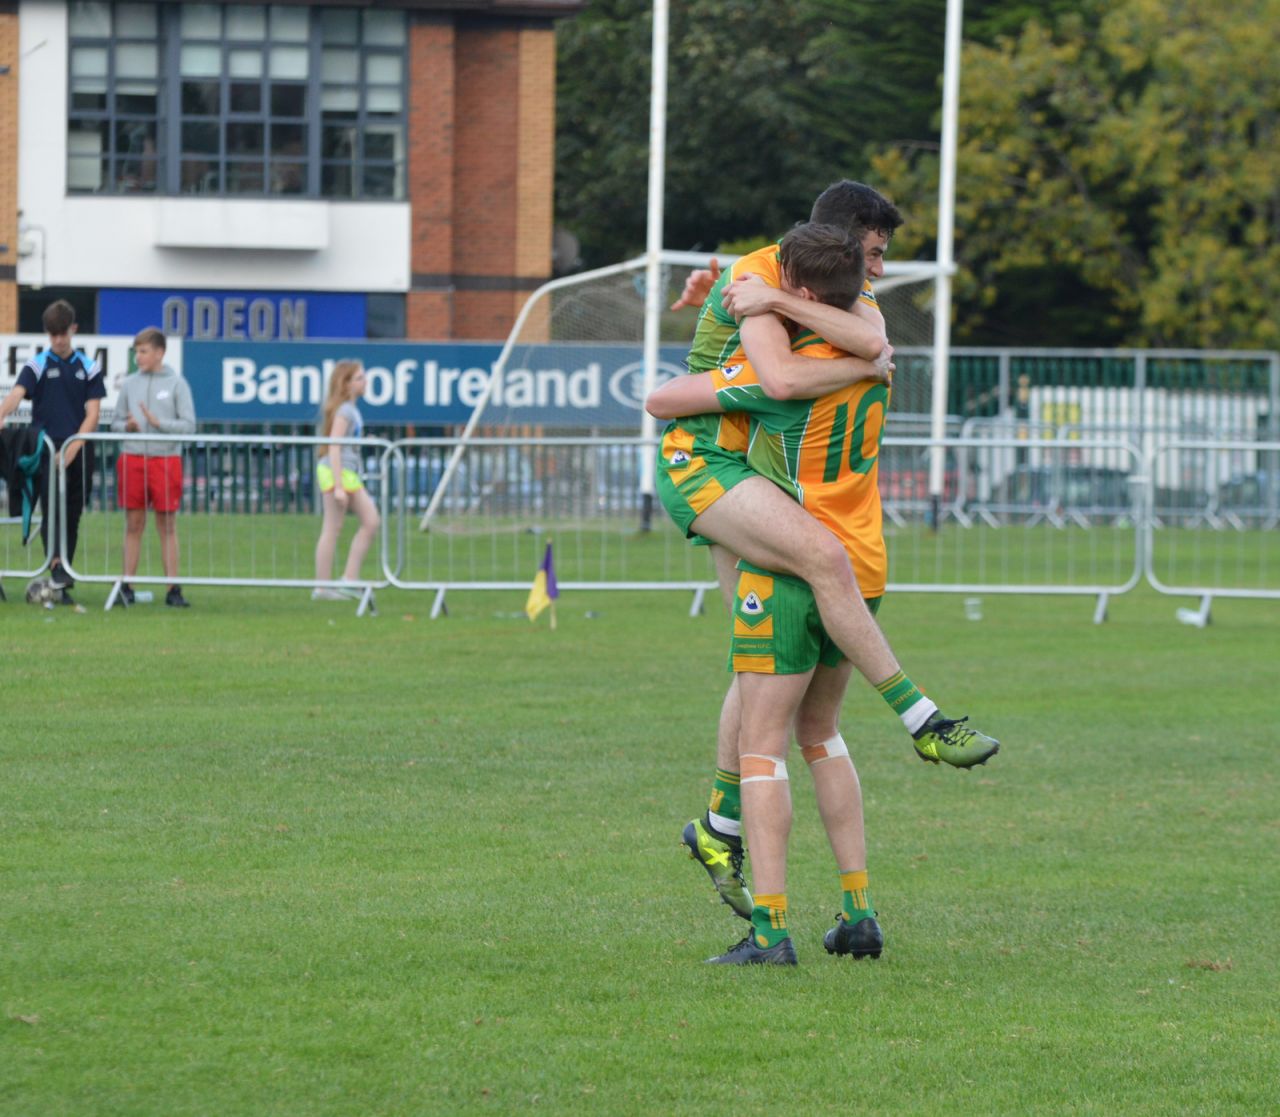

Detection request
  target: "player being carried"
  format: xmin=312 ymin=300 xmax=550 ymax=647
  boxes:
xmin=656 ymin=183 xmax=998 ymax=931
xmin=651 ymin=222 xmax=997 ymax=965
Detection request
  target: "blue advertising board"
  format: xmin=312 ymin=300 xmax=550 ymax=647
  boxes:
xmin=99 ymin=289 xmax=367 ymax=341
xmin=182 ymin=341 xmax=689 ymax=427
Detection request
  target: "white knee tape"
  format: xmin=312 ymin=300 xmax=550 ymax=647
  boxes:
xmin=802 ymin=734 xmax=849 ymax=765
xmin=740 ymin=753 xmax=789 ymax=783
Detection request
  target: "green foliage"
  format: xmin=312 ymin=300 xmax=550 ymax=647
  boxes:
xmin=869 ymin=0 xmax=1280 ymax=348
xmin=799 ymin=0 xmax=946 ymax=154
xmin=556 ymin=0 xmax=1279 ymax=349
xmin=795 ymin=0 xmax=1090 ymax=154
xmin=556 ymin=0 xmax=835 ymax=267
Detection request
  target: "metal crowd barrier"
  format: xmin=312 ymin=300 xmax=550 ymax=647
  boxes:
xmin=1144 ymin=439 xmax=1280 ymax=624
xmin=879 ymin=435 xmax=1146 ymax=623
xmin=380 ymin=436 xmax=717 ymax=618
xmin=5 ymin=428 xmax=1278 ymax=626
xmin=0 ymin=428 xmax=55 ymax=597
xmin=56 ymin=431 xmax=394 ymax=615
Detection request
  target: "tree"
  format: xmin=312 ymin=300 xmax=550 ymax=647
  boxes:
xmin=555 ymin=0 xmax=835 ymax=268
xmin=868 ymin=0 xmax=1280 ymax=348
xmin=555 ymin=1 xmax=1104 ymax=274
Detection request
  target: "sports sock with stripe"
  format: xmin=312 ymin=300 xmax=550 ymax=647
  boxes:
xmin=839 ymin=869 xmax=875 ymax=924
xmin=750 ymin=894 xmax=790 ymax=948
xmin=706 ymin=768 xmax=742 ymax=838
xmin=875 ymin=671 xmax=939 ymax=736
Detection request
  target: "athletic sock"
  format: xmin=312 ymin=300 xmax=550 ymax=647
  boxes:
xmin=750 ymin=894 xmax=790 ymax=948
xmin=875 ymin=671 xmax=939 ymax=736
xmin=839 ymin=869 xmax=875 ymax=924
xmin=709 ymin=767 xmax=741 ymax=820
xmin=706 ymin=811 xmax=741 ymax=840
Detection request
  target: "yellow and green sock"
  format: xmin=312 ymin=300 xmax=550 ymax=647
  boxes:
xmin=750 ymin=894 xmax=790 ymax=948
xmin=707 ymin=768 xmax=742 ymax=838
xmin=840 ymin=869 xmax=875 ymax=924
xmin=875 ymin=671 xmax=938 ymax=735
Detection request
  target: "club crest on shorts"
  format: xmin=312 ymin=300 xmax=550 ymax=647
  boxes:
xmin=668 ymin=448 xmax=690 ymax=465
xmin=721 ymin=363 xmax=744 ymax=381
xmin=740 ymin=591 xmax=764 ymax=615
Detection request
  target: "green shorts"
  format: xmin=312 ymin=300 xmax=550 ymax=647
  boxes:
xmin=316 ymin=462 xmax=364 ymax=493
xmin=728 ymin=561 xmax=882 ymax=675
xmin=655 ymin=421 xmax=757 ymax=541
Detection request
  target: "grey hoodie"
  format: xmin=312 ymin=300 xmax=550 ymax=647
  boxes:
xmin=110 ymin=364 xmax=197 ymax=456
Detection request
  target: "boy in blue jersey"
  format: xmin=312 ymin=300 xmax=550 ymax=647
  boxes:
xmin=0 ymin=300 xmax=106 ymax=604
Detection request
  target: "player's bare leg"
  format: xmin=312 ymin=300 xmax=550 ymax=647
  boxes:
xmin=682 ymin=675 xmax=753 ymax=920
xmin=692 ymin=479 xmax=900 ymax=685
xmin=697 ymin=486 xmax=1000 ymax=768
xmin=796 ymin=662 xmax=864 ymax=870
xmin=708 ymin=542 xmax=740 ymax=616
xmin=706 ymin=668 xmax=812 ymax=966
xmin=795 ymin=662 xmax=883 ymax=959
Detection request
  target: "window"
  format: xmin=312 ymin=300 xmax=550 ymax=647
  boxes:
xmin=68 ymin=3 xmax=407 ymax=199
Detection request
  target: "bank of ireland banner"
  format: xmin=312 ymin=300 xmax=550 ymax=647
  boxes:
xmin=183 ymin=341 xmax=689 ymax=426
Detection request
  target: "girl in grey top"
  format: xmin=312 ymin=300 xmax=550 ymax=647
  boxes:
xmin=313 ymin=360 xmax=380 ymax=601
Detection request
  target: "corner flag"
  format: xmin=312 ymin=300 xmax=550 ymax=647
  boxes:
xmin=525 ymin=542 xmax=559 ymax=625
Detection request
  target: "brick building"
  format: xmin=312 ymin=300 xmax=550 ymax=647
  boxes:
xmin=0 ymin=0 xmax=582 ymax=343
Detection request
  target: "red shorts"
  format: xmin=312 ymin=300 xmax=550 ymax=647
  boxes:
xmin=117 ymin=454 xmax=183 ymax=513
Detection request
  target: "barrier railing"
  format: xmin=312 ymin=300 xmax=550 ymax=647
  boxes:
xmin=380 ymin=435 xmax=719 ymax=617
xmin=0 ymin=428 xmax=55 ymax=597
xmin=1144 ymin=439 xmax=1280 ymax=624
xmin=5 ymin=429 xmax=1277 ymax=627
xmin=879 ymin=435 xmax=1146 ymax=624
xmin=56 ymin=431 xmax=394 ymax=614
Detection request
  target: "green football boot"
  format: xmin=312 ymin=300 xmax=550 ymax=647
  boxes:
xmin=912 ymin=713 xmax=1000 ymax=768
xmin=707 ymin=932 xmax=797 ymax=966
xmin=681 ymin=815 xmax=753 ymax=920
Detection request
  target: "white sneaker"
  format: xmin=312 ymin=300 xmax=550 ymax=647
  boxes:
xmin=337 ymin=581 xmax=363 ymax=600
xmin=311 ymin=588 xmax=344 ymax=601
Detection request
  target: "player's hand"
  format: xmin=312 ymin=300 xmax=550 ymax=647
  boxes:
xmin=63 ymin=442 xmax=81 ymax=468
xmin=669 ymin=258 xmax=720 ymax=311
xmin=334 ymin=488 xmax=349 ymax=508
xmin=873 ymin=344 xmax=895 ymax=384
xmin=125 ymin=415 xmax=141 ymax=432
xmin=721 ymin=274 xmax=777 ymax=320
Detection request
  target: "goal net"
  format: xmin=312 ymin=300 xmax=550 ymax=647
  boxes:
xmin=393 ymin=253 xmax=940 ymax=593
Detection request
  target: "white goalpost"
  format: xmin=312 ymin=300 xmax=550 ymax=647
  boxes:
xmin=418 ymin=0 xmax=963 ymax=533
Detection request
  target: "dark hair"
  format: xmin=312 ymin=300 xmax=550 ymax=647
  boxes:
xmin=809 ymin=180 xmax=904 ymax=240
xmin=133 ymin=326 xmax=167 ymax=352
xmin=42 ymin=299 xmax=77 ymax=336
xmin=778 ymin=223 xmax=866 ymax=309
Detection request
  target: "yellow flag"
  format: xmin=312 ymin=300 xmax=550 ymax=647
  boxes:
xmin=525 ymin=542 xmax=558 ymax=622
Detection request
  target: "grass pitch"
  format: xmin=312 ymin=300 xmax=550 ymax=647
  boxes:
xmin=1 ymin=579 xmax=1276 ymax=1115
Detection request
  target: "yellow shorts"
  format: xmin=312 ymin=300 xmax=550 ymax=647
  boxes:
xmin=316 ymin=462 xmax=363 ymax=493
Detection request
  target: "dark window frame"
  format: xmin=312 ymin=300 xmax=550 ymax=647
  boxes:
xmin=67 ymin=3 xmax=407 ymax=200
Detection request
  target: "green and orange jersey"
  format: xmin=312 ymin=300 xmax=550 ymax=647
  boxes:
xmin=678 ymin=241 xmax=879 ymax=455
xmin=686 ymin=242 xmax=878 ymax=376
xmin=709 ymin=342 xmax=891 ymax=596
